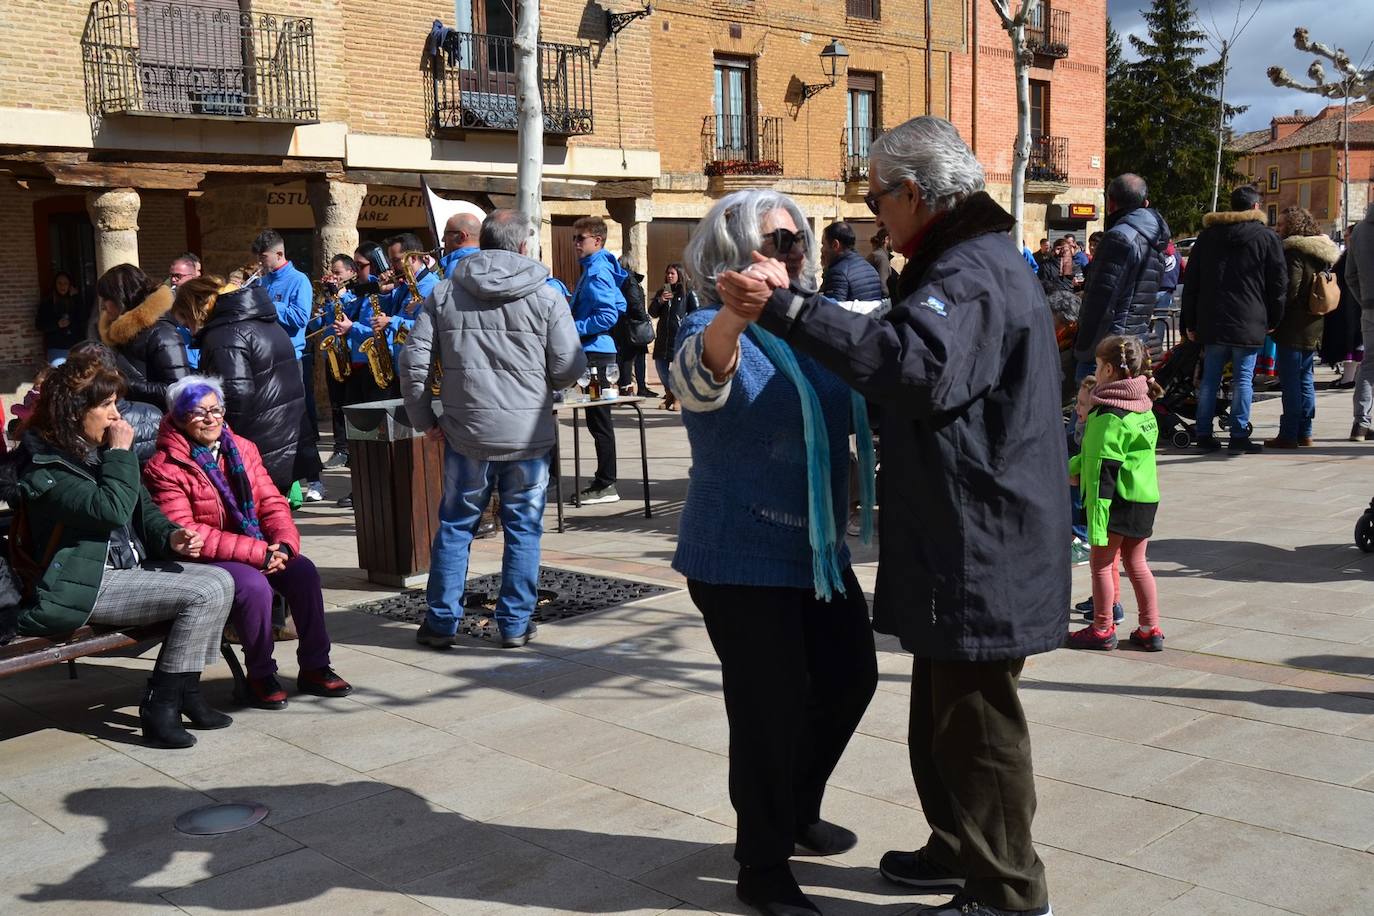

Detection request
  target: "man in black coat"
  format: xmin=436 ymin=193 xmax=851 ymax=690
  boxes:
xmin=820 ymin=221 xmax=886 ymax=303
xmin=719 ymin=116 xmax=1064 ymax=916
xmin=1180 ymin=186 xmax=1286 ymax=452
xmin=1072 ymin=173 xmax=1170 ymax=380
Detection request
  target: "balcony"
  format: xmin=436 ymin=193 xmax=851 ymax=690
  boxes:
xmin=842 ymin=125 xmax=883 ymax=183
xmin=702 ymin=115 xmax=784 ymax=177
xmin=1026 ymin=7 xmax=1070 ymax=59
xmin=427 ymin=32 xmax=593 ymax=137
xmin=1027 ymin=135 xmax=1070 ymax=189
xmin=80 ymin=0 xmax=318 ymax=123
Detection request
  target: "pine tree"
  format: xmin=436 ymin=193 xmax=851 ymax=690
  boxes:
xmin=1106 ymin=0 xmax=1243 ymax=233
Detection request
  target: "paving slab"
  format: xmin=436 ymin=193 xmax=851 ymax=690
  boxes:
xmin=1150 ymin=712 xmax=1374 ymax=786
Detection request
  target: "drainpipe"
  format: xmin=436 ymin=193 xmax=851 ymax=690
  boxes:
xmin=924 ymin=0 xmax=933 ymax=115
xmin=970 ymin=0 xmax=978 ymax=151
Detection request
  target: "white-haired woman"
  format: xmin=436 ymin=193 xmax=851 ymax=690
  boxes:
xmin=716 ymin=115 xmax=1061 ymax=916
xmin=668 ymin=188 xmax=878 ymax=916
xmin=142 ymin=375 xmax=351 ymax=710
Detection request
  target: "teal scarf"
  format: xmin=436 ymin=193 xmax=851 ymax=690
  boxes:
xmin=746 ymin=325 xmax=876 ymax=601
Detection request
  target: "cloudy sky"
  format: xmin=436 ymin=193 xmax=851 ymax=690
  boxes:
xmin=1107 ymin=0 xmax=1374 ymax=133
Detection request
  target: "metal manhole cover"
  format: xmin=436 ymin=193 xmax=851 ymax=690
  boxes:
xmin=355 ymin=567 xmax=674 ymax=640
xmin=174 ymin=803 xmax=269 ymax=836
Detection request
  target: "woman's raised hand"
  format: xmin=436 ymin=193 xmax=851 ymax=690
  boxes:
xmin=105 ymin=419 xmax=135 ymax=451
xmin=717 ymin=253 xmax=787 ymax=325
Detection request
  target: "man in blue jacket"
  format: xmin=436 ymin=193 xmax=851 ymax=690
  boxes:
xmin=380 ymin=233 xmax=441 ymax=364
xmin=253 ymin=228 xmax=323 ymax=500
xmin=569 ymin=216 xmax=627 ymax=504
xmin=438 ymin=212 xmax=482 ymax=277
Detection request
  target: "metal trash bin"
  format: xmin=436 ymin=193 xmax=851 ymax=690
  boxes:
xmin=343 ymin=398 xmax=444 ymax=587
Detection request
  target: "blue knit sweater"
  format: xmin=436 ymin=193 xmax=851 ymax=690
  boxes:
xmin=671 ymin=308 xmax=853 ymax=589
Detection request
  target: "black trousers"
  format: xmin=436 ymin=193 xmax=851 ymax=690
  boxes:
xmin=292 ymin=359 xmax=324 ymax=483
xmin=326 ymin=366 xmax=382 ymax=455
xmin=585 ymin=352 xmax=618 ymax=488
xmin=617 ymin=350 xmax=649 ymax=394
xmin=909 ymin=656 xmax=1049 ymax=910
xmin=689 ymin=568 xmax=877 ymax=866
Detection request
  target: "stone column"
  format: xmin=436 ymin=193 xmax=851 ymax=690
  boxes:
xmin=606 ymin=198 xmax=653 ymax=281
xmin=86 ymin=188 xmax=141 ymax=274
xmin=196 ymin=184 xmax=270 ymax=279
xmin=307 ymin=178 xmax=367 ymax=274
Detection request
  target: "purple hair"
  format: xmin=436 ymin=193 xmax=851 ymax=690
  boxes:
xmin=166 ymin=375 xmax=226 ymax=423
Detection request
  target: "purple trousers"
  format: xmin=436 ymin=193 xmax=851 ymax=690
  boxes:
xmin=213 ymin=555 xmax=331 ymax=678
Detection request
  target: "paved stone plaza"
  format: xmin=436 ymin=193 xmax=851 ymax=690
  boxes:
xmin=2 ymin=386 xmax=1373 ymax=915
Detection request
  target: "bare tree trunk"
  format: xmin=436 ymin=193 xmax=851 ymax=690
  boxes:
xmin=994 ymin=0 xmax=1036 ymax=246
xmin=514 ymin=0 xmax=543 ymax=261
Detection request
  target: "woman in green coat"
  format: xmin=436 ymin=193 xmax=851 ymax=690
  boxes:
xmin=6 ymin=353 xmax=236 ymax=749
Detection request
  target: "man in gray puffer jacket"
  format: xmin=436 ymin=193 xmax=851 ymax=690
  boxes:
xmin=1346 ymin=204 xmax=1374 ymax=437
xmin=399 ymin=209 xmax=586 ymax=649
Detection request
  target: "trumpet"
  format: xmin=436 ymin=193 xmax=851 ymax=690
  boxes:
xmin=358 ymin=293 xmax=395 ymax=389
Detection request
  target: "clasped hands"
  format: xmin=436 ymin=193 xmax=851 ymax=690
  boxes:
xmin=715 ymin=252 xmax=789 ymax=326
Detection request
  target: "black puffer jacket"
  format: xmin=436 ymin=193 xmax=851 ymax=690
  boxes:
xmin=1073 ymin=205 xmax=1170 ymax=362
xmin=820 ymin=249 xmax=886 ymax=302
xmin=1180 ymin=209 xmax=1286 ymax=348
xmin=98 ymin=286 xmax=191 ymax=410
xmin=649 ymin=285 xmax=700 ymax=360
xmin=195 ymin=286 xmax=305 ymax=491
xmin=118 ymin=398 xmax=162 ymax=464
xmin=1276 ymin=234 xmax=1341 ymax=351
xmin=758 ymin=192 xmax=1070 ymax=662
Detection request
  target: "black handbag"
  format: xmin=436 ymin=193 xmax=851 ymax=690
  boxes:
xmin=627 ymin=316 xmax=656 ymax=349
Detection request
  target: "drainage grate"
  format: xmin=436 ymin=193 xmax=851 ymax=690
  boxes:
xmin=355 ymin=566 xmax=675 ymax=640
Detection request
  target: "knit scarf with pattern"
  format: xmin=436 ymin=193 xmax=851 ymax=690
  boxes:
xmin=190 ymin=429 xmax=264 ymax=541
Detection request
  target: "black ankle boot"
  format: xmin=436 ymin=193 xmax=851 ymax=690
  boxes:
xmin=179 ymin=672 xmax=233 ymax=730
xmin=737 ymin=863 xmax=820 ymax=916
xmin=140 ymin=672 xmax=196 ymax=749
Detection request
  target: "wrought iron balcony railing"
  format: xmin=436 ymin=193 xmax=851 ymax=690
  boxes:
xmin=1028 ymin=134 xmax=1070 ymax=183
xmin=427 ymin=31 xmax=593 ymax=136
xmin=80 ymin=0 xmax=318 ymax=123
xmin=1026 ymin=7 xmax=1070 ymax=58
xmin=702 ymin=115 xmax=784 ymax=176
xmin=842 ymin=125 xmax=883 ymax=182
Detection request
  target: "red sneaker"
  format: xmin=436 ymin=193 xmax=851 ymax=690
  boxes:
xmin=1129 ymin=627 xmax=1166 ymax=652
xmin=297 ymin=666 xmax=353 ymax=697
xmin=1066 ymin=625 xmax=1117 ymax=650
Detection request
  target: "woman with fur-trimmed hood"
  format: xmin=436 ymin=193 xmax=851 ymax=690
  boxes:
xmin=1267 ymin=206 xmax=1341 ymax=448
xmin=96 ymin=264 xmax=192 ymax=410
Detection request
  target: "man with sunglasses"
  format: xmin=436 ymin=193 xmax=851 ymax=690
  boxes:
xmin=569 ymin=216 xmax=628 ymax=504
xmin=718 ymin=116 xmax=1064 ymax=916
xmin=820 ymin=221 xmax=885 ymax=303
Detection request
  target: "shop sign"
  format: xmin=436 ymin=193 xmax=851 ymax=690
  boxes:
xmin=265 ymin=182 xmax=427 ymax=229
xmin=1067 ymin=203 xmax=1098 ymax=220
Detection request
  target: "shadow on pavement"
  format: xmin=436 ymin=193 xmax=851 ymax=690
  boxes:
xmin=1023 ymin=677 xmax=1374 ymax=712
xmin=1146 ymin=538 xmax=1369 ymax=583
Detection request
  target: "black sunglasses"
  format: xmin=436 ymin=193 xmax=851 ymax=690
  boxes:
xmin=762 ymin=227 xmax=806 ymax=255
xmin=864 ymin=183 xmax=906 ymax=215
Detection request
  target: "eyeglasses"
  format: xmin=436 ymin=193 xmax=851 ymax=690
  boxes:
xmin=188 ymin=407 xmax=225 ymax=423
xmin=761 ymin=227 xmax=806 ymax=256
xmin=864 ymin=183 xmax=906 ymax=216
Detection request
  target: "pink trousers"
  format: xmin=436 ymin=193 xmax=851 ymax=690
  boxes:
xmin=1090 ymin=535 xmax=1159 ymax=632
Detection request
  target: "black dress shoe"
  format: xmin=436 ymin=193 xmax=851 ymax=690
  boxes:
xmin=474 ymin=518 xmax=499 ymax=539
xmin=736 ymin=863 xmax=820 ymax=916
xmin=794 ymin=819 xmax=857 ymax=855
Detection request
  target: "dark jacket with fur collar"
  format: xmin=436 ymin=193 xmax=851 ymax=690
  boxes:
xmin=98 ymin=286 xmax=191 ymax=410
xmin=1180 ymin=209 xmax=1287 ymax=348
xmin=757 ymin=191 xmax=1070 ymax=662
xmin=1276 ymin=234 xmax=1341 ymax=351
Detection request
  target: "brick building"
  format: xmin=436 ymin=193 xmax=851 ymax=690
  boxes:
xmin=950 ymin=0 xmax=1107 ymax=248
xmin=1233 ymin=104 xmax=1374 ymax=237
xmin=0 ymin=0 xmax=660 ymax=397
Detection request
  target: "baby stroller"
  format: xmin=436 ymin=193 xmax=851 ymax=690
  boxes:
xmin=1356 ymin=502 xmax=1374 ymax=553
xmin=1151 ymin=338 xmax=1231 ymax=448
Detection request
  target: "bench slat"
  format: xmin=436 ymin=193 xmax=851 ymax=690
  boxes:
xmin=0 ymin=622 xmax=173 ymax=678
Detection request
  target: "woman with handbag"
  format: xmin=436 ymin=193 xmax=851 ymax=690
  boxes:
xmin=650 ymin=263 xmax=699 ymax=410
xmin=142 ymin=375 xmax=351 ymax=709
xmin=615 ymin=255 xmax=657 ymax=398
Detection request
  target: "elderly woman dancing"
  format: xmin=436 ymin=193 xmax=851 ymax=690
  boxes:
xmin=669 ymin=188 xmax=878 ymax=916
xmin=143 ymin=375 xmax=350 ymax=709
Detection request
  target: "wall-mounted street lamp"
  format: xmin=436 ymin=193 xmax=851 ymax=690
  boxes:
xmin=606 ymin=2 xmax=652 ymax=40
xmin=799 ymin=39 xmax=851 ymax=101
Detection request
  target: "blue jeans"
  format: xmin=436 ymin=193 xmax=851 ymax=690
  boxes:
xmin=1275 ymin=345 xmax=1316 ymax=440
xmin=425 ymin=447 xmax=550 ymax=640
xmin=1196 ymin=344 xmax=1260 ymax=439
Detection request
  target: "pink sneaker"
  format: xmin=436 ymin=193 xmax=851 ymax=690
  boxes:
xmin=1066 ymin=625 xmax=1117 ymax=650
xmin=1129 ymin=627 xmax=1165 ymax=652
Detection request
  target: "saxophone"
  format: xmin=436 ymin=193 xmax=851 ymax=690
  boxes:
xmin=318 ymin=287 xmax=352 ymax=383
xmin=392 ymin=252 xmax=445 ymax=396
xmin=358 ymin=293 xmax=394 ymax=389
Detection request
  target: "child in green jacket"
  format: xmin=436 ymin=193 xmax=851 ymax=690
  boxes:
xmin=1067 ymin=335 xmax=1165 ymax=651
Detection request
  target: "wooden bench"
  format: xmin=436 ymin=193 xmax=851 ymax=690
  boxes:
xmin=0 ymin=622 xmax=248 ymax=699
xmin=0 ymin=622 xmax=174 ymax=679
